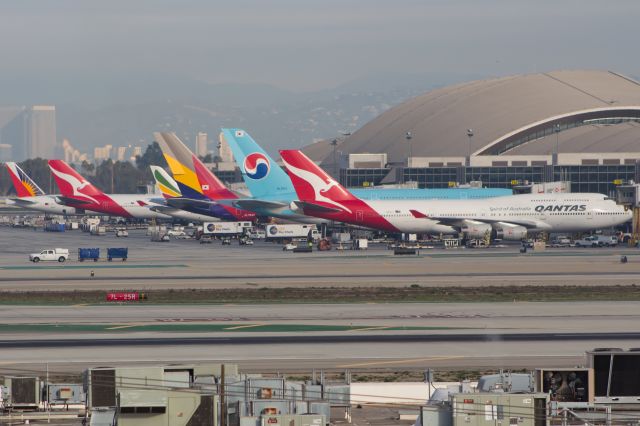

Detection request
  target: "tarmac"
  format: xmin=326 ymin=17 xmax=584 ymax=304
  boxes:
xmin=0 ymin=226 xmax=639 ymax=375
xmin=1 ymin=227 xmax=640 ymax=290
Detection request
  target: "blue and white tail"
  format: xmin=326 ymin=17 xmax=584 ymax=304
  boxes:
xmin=220 ymin=128 xmax=294 ymax=198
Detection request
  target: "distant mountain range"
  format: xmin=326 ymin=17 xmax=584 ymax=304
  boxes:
xmin=0 ymin=70 xmax=485 ymax=155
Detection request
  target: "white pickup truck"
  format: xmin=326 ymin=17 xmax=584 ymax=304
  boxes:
xmin=575 ymin=235 xmax=618 ymax=248
xmin=29 ymin=248 xmax=70 ymax=263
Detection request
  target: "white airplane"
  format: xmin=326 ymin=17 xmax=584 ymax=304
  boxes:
xmin=48 ymin=159 xmax=173 ymax=220
xmin=279 ymin=150 xmax=632 ymax=239
xmin=4 ymin=162 xmax=89 ymax=215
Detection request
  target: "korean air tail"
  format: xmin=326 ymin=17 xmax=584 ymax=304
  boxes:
xmin=48 ymin=159 xmax=105 ymax=205
xmin=220 ymin=128 xmax=294 ymax=198
xmin=279 ymin=149 xmax=358 ymax=212
xmin=150 ymin=166 xmax=182 ymax=198
xmin=5 ymin=162 xmax=46 ymax=197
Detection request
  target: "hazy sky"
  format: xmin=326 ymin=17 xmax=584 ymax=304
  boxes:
xmin=1 ymin=0 xmax=639 ymax=92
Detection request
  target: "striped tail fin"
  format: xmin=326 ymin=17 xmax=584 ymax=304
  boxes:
xmin=150 ymin=166 xmax=182 ymax=198
xmin=5 ymin=162 xmax=46 ymax=197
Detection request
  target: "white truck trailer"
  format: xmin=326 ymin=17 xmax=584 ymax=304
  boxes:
xmin=203 ymin=221 xmax=253 ymax=236
xmin=265 ymin=224 xmax=320 ymax=242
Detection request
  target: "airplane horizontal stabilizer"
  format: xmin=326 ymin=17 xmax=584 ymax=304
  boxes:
xmin=9 ymin=197 xmax=36 ymax=205
xmin=293 ymin=200 xmax=343 ymax=213
xmin=166 ymin=197 xmax=218 ymax=210
xmin=56 ymin=196 xmax=93 ymax=206
xmin=232 ymin=199 xmax=288 ymax=211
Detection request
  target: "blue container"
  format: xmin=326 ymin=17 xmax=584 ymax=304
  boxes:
xmin=78 ymin=248 xmax=100 ymax=262
xmin=107 ymin=247 xmax=128 ymax=261
xmin=45 ymin=223 xmax=66 ymax=232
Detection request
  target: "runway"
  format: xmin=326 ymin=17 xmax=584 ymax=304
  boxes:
xmin=3 ymin=331 xmax=640 ymax=348
xmin=0 ymin=301 xmax=639 ymax=374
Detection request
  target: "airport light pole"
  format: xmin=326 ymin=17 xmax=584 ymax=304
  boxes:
xmin=331 ymin=132 xmax=350 ymax=179
xmin=466 ymin=129 xmax=474 ymax=167
xmin=331 ymin=138 xmax=338 ymax=178
xmin=405 ymin=131 xmax=413 ymax=166
xmin=554 ymin=123 xmax=561 ymax=166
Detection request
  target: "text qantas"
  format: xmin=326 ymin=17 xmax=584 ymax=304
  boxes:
xmin=534 ymin=204 xmax=587 ymax=212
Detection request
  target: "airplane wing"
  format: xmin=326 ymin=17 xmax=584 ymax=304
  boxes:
xmin=231 ymin=199 xmax=288 ymax=211
xmin=409 ymin=210 xmax=551 ymax=230
xmin=166 ymin=197 xmax=218 ymax=209
xmin=293 ymin=200 xmax=343 ymax=213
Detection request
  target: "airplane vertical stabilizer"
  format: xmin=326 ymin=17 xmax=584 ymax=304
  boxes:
xmin=220 ymin=128 xmax=294 ymax=198
xmin=5 ymin=162 xmax=46 ymax=197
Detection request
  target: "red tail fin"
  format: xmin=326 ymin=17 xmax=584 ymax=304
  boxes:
xmin=279 ymin=150 xmax=357 ymax=212
xmin=5 ymin=162 xmax=46 ymax=197
xmin=48 ymin=160 xmax=104 ymax=204
xmin=191 ymin=154 xmax=238 ymax=200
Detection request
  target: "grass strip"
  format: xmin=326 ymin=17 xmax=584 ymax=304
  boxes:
xmin=0 ymin=284 xmax=639 ymax=305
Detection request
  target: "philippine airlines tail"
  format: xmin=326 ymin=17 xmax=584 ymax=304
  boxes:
xmin=5 ymin=162 xmax=46 ymax=197
xmin=48 ymin=160 xmax=104 ymax=205
xmin=220 ymin=128 xmax=294 ymax=198
xmin=150 ymin=166 xmax=182 ymax=199
xmin=279 ymin=150 xmax=358 ymax=213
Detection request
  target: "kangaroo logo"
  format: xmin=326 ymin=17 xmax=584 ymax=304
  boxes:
xmin=243 ymin=152 xmax=270 ymax=180
xmin=281 ymin=158 xmax=352 ymax=214
xmin=49 ymin=166 xmax=99 ymax=205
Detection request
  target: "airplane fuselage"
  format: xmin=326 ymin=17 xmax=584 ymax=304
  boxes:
xmin=60 ymin=194 xmax=174 ymax=220
xmin=304 ymin=193 xmax=631 ymax=235
xmin=7 ymin=196 xmax=86 ymax=216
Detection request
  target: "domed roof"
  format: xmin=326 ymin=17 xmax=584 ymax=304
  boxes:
xmin=328 ymin=70 xmax=640 ymax=163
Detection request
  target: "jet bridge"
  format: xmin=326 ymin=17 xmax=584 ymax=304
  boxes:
xmin=614 ymin=181 xmax=640 ymax=245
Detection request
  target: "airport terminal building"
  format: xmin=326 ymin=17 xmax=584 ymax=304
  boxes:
xmin=304 ymin=70 xmax=640 ymax=195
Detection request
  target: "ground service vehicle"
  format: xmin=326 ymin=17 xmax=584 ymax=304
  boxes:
xmin=575 ymin=236 xmax=599 ymax=247
xmin=107 ymin=247 xmax=128 ymax=261
xmin=550 ymin=236 xmax=572 ymax=247
xmin=29 ymin=248 xmax=69 ymax=263
xmin=574 ymin=235 xmax=617 ymax=247
xmin=203 ymin=221 xmax=253 ymax=236
xmin=265 ymin=224 xmax=320 ymax=242
xmin=593 ymin=235 xmax=618 ymax=246
xmin=200 ymin=235 xmax=213 ymax=244
xmin=78 ymin=248 xmax=100 ymax=262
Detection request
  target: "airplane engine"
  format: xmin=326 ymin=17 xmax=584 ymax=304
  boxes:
xmin=462 ymin=222 xmax=492 ymax=239
xmin=494 ymin=223 xmax=527 ymax=241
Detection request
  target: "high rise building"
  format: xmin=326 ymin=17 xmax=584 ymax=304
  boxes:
xmin=27 ymin=105 xmax=57 ymax=159
xmin=0 ymin=106 xmax=27 ymax=161
xmin=0 ymin=144 xmax=12 ymax=162
xmin=218 ymin=132 xmax=234 ymax=163
xmin=116 ymin=146 xmax=129 ymax=162
xmin=196 ymin=132 xmax=208 ymax=158
xmin=94 ymin=144 xmax=113 ymax=162
xmin=62 ymin=139 xmax=87 ymax=163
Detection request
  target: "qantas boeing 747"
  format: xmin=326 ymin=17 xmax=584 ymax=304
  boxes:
xmin=279 ymin=150 xmax=631 ymax=239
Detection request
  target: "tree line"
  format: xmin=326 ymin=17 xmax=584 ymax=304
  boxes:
xmin=0 ymin=142 xmax=167 ymax=196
